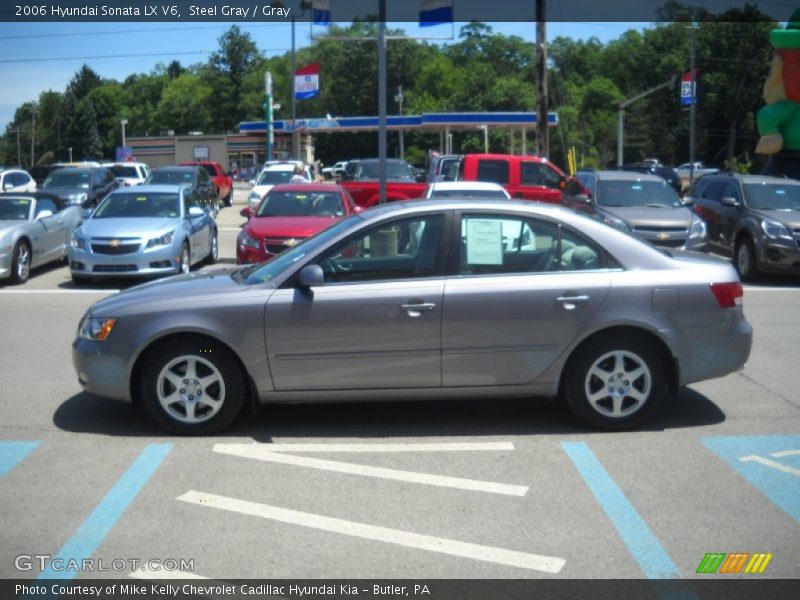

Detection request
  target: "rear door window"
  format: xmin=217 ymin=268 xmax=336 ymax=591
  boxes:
xmin=520 ymin=162 xmax=561 ymax=189
xmin=475 ymin=160 xmax=510 ymax=184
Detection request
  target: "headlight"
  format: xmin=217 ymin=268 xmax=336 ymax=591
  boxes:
xmin=761 ymin=219 xmax=793 ymax=241
xmin=78 ymin=317 xmax=117 ymax=342
xmin=71 ymin=232 xmax=87 ymax=250
xmin=237 ymin=230 xmax=260 ymax=249
xmin=602 ymin=215 xmax=629 ymax=231
xmin=146 ymin=230 xmax=175 ymax=249
xmin=688 ymin=218 xmax=707 ymax=239
xmin=67 ymin=192 xmax=88 ymax=205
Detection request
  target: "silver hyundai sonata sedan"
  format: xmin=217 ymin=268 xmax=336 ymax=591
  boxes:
xmin=72 ymin=199 xmax=753 ymax=434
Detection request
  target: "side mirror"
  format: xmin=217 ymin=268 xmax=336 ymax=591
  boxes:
xmin=574 ymin=193 xmax=591 ymax=204
xmin=720 ymin=196 xmax=739 ymax=208
xmin=36 ymin=209 xmax=54 ymax=220
xmin=297 ymin=264 xmax=325 ymax=289
xmin=353 ymin=205 xmax=364 ymax=214
xmin=248 ymin=179 xmax=256 ymax=187
xmin=3 ymin=182 xmax=13 ymax=191
xmin=681 ymin=196 xmax=694 ymax=206
xmin=187 ymin=206 xmax=205 ymax=218
xmin=240 ymin=207 xmax=252 ymax=218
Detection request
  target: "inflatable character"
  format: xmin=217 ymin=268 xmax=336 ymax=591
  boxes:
xmin=757 ymin=9 xmax=800 ymax=177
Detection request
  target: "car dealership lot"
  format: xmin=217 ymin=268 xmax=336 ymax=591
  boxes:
xmin=0 ymin=187 xmax=799 ymax=581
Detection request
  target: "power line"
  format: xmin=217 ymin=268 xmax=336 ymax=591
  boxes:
xmin=0 ymin=23 xmax=286 ymax=40
xmin=0 ymin=48 xmax=290 ymax=63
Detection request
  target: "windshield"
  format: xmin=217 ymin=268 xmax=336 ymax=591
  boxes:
xmin=43 ymin=169 xmax=90 ymax=189
xmin=356 ymin=161 xmax=412 ymax=180
xmin=109 ymin=165 xmax=139 ymax=178
xmin=257 ymin=170 xmax=294 ymax=186
xmin=597 ymin=180 xmax=682 ymax=208
xmin=0 ymin=198 xmax=32 ymax=220
xmin=258 ymin=190 xmax=344 ymax=217
xmin=93 ymin=192 xmax=180 ymax=219
xmin=744 ymin=183 xmax=800 ymax=210
xmin=148 ymin=170 xmax=193 ymax=185
xmin=430 ymin=189 xmax=508 ymax=199
xmin=243 ymin=216 xmax=360 ymax=285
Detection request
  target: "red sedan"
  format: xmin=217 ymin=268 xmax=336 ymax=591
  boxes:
xmin=237 ymin=184 xmax=361 ymax=264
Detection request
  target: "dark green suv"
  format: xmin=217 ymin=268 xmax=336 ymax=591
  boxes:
xmin=689 ymin=174 xmax=800 ymax=280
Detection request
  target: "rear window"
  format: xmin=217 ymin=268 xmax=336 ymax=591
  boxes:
xmin=475 ymin=160 xmax=510 ymax=184
xmin=109 ymin=165 xmax=139 ymax=178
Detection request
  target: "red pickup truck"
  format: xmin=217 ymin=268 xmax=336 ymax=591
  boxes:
xmin=179 ymin=161 xmax=234 ymax=207
xmin=340 ymin=154 xmax=566 ymax=207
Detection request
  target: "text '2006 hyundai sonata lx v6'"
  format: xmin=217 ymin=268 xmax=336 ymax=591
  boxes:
xmin=73 ymin=199 xmax=753 ymax=434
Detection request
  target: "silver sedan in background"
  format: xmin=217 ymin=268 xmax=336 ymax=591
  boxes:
xmin=0 ymin=192 xmax=83 ymax=284
xmin=68 ymin=185 xmax=218 ymax=284
xmin=73 ymin=199 xmax=752 ymax=434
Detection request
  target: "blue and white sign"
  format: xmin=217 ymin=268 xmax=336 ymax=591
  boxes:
xmin=681 ymin=71 xmax=696 ymax=107
xmin=294 ymin=63 xmax=320 ymax=101
xmin=419 ymin=0 xmax=453 ymax=27
xmin=312 ymin=0 xmax=331 ymax=26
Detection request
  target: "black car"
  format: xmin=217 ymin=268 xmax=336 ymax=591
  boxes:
xmin=40 ymin=166 xmax=119 ymax=209
xmin=146 ymin=166 xmax=218 ymax=215
xmin=689 ymin=173 xmax=800 ymax=280
xmin=28 ymin=164 xmax=65 ymax=187
xmin=341 ymin=160 xmax=361 ymax=182
xmin=619 ymin=164 xmax=683 ymax=195
xmin=562 ymin=170 xmax=707 ymax=250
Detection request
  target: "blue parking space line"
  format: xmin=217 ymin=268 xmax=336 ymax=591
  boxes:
xmin=0 ymin=441 xmax=40 ymax=478
xmin=562 ymin=441 xmax=681 ymax=579
xmin=36 ymin=443 xmax=172 ymax=580
xmin=702 ymin=435 xmax=800 ymax=525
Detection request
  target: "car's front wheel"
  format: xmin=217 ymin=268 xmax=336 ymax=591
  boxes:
xmin=564 ymin=334 xmax=667 ymax=430
xmin=179 ymin=242 xmax=190 ymax=274
xmin=10 ymin=241 xmax=31 ymax=284
xmin=735 ymin=237 xmax=758 ymax=282
xmin=141 ymin=337 xmax=245 ymax=434
xmin=223 ymin=188 xmax=233 ymax=207
xmin=206 ymin=230 xmax=218 ymax=265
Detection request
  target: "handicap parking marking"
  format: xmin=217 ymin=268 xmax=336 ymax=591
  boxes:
xmin=178 ymin=490 xmax=566 ymax=574
xmin=36 ymin=443 xmax=173 ymax=580
xmin=702 ymin=435 xmax=800 ymax=525
xmin=561 ymin=442 xmax=681 ymax=579
xmin=0 ymin=441 xmax=40 ymax=478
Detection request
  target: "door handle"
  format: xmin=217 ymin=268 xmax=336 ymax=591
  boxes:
xmin=556 ymin=295 xmax=590 ymax=303
xmin=400 ymin=303 xmax=436 ymax=317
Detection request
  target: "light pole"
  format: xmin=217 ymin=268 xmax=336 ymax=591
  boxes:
xmin=394 ymin=86 xmax=404 ymax=160
xmin=617 ymin=76 xmax=676 ymax=166
xmin=688 ymin=22 xmax=698 ymax=185
xmin=30 ymin=110 xmax=35 ymax=167
xmin=68 ymin=146 xmax=73 ymax=162
xmin=120 ymin=118 xmax=128 ymax=150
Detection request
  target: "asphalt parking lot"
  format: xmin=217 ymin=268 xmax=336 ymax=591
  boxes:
xmin=0 ymin=186 xmax=799 ymax=582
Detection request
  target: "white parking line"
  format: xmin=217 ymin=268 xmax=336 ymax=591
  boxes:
xmin=178 ymin=491 xmax=566 ymax=574
xmin=771 ymin=449 xmax=800 ymax=458
xmin=215 ymin=441 xmax=515 ymax=453
xmin=739 ymin=455 xmax=800 ymax=477
xmin=129 ymin=566 xmax=210 ymax=580
xmin=219 ymin=227 xmax=244 ymax=231
xmin=213 ymin=445 xmax=528 ymax=496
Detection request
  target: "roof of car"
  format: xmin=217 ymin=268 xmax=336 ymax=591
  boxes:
xmin=111 ymin=184 xmax=186 ymax=194
xmin=153 ymin=166 xmax=198 ymax=172
xmin=706 ymin=173 xmax=800 ymax=185
xmin=580 ymin=170 xmax=665 ymax=182
xmin=268 ymin=184 xmax=344 ymax=193
xmin=429 ymin=181 xmax=506 ymax=191
xmin=0 ymin=191 xmax=68 ymax=209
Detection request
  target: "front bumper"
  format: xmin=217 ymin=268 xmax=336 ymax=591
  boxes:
xmin=756 ymin=240 xmax=800 ymax=274
xmin=72 ymin=337 xmax=132 ymax=402
xmin=69 ymin=243 xmax=181 ymax=278
xmin=0 ymin=248 xmax=11 ymax=279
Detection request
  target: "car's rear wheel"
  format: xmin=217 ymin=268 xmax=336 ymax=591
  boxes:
xmin=10 ymin=241 xmax=31 ymax=284
xmin=735 ymin=237 xmax=758 ymax=282
xmin=141 ymin=338 xmax=244 ymax=434
xmin=223 ymin=189 xmax=232 ymax=207
xmin=564 ymin=334 xmax=666 ymax=430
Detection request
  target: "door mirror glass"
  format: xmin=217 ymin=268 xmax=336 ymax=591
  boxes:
xmin=574 ymin=193 xmax=591 ymax=204
xmin=187 ymin=206 xmax=205 ymax=218
xmin=36 ymin=209 xmax=54 ymax=220
xmin=720 ymin=196 xmax=739 ymax=208
xmin=297 ymin=264 xmax=325 ymax=288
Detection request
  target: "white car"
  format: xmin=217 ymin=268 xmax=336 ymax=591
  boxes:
xmin=424 ymin=181 xmax=511 ymax=199
xmin=248 ymin=163 xmax=313 ymax=213
xmin=322 ymin=161 xmax=347 ymax=180
xmin=103 ymin=162 xmax=152 ymax=187
xmin=0 ymin=169 xmax=36 ymax=193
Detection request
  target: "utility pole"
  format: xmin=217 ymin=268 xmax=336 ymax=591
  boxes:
xmin=30 ymin=111 xmax=35 ymax=166
xmin=378 ymin=0 xmax=387 ymax=203
xmin=15 ymin=127 xmax=21 ymax=167
xmin=265 ymin=71 xmax=274 ymax=161
xmin=536 ymin=0 xmax=548 ymax=157
xmin=395 ymin=85 xmax=404 ymax=161
xmin=617 ymin=76 xmax=676 ymax=166
xmin=688 ymin=23 xmax=698 ymax=185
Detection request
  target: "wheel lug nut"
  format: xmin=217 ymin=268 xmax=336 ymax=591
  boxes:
xmin=183 ymin=379 xmax=188 ymax=384
xmin=179 ymin=389 xmax=185 ymax=394
xmin=624 ymin=380 xmax=629 ymax=385
xmin=189 ymin=395 xmax=194 ymax=400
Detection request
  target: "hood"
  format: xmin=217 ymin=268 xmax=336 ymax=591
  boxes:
xmin=245 ymin=215 xmax=341 ymax=239
xmin=40 ymin=186 xmax=89 ymax=198
xmin=251 ymin=184 xmax=275 ymax=198
xmin=89 ymin=269 xmax=274 ymax=317
xmin=78 ymin=217 xmax=180 ymax=239
xmin=601 ymin=206 xmax=694 ymax=228
xmin=749 ymin=208 xmax=800 ymax=228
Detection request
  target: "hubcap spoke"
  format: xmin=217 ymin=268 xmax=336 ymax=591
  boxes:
xmin=184 ymin=401 xmax=196 ymax=421
xmin=157 ymin=354 xmax=225 ymax=425
xmin=184 ymin=358 xmax=198 ymax=380
xmin=626 ymin=366 xmax=646 ymax=383
xmin=612 ymin=394 xmax=624 ymax=416
xmin=628 ymin=388 xmax=648 ymax=404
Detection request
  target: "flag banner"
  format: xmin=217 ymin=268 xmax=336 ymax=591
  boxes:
xmin=419 ymin=0 xmax=453 ymax=27
xmin=681 ymin=70 xmax=698 ymax=106
xmin=312 ymin=0 xmax=331 ymax=25
xmin=295 ymin=63 xmax=320 ymax=101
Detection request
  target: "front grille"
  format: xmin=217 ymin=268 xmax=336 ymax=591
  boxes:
xmin=653 ymin=238 xmax=687 ymax=248
xmin=93 ymin=264 xmax=138 ymax=273
xmin=264 ymin=244 xmax=287 ymax=255
xmin=632 ymin=226 xmax=688 ymax=234
xmin=90 ymin=238 xmax=141 ymax=255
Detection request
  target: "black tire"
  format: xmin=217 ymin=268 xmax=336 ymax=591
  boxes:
xmin=141 ymin=337 xmax=245 ymax=434
xmin=735 ymin=237 xmax=759 ymax=282
xmin=205 ymin=229 xmax=219 ymax=265
xmin=9 ymin=241 xmax=31 ymax=284
xmin=223 ymin=189 xmax=233 ymax=207
xmin=179 ymin=242 xmax=191 ymax=275
xmin=564 ymin=333 xmax=667 ymax=431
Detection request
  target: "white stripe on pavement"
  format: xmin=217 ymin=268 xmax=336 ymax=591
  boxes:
xmin=771 ymin=449 xmax=800 ymax=458
xmin=215 ymin=441 xmax=515 ymax=453
xmin=739 ymin=455 xmax=800 ymax=477
xmin=214 ymin=446 xmax=527 ymax=496
xmin=177 ymin=491 xmax=565 ymax=574
xmin=129 ymin=567 xmax=210 ymax=580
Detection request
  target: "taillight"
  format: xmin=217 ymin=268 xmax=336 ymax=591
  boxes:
xmin=710 ymin=282 xmax=743 ymax=308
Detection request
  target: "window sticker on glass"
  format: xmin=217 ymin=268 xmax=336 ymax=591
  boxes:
xmin=466 ymin=219 xmax=503 ymax=265
xmin=777 ymin=189 xmax=786 ymax=195
xmin=632 ymin=185 xmax=643 ymax=190
xmin=137 ymin=196 xmax=147 ymax=202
